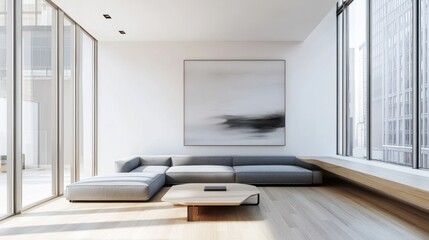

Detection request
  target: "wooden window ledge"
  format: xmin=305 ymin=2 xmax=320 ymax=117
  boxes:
xmin=298 ymin=156 xmax=429 ymax=212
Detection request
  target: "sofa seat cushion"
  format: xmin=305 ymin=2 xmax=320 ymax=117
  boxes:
xmin=131 ymin=165 xmax=169 ymax=174
xmin=166 ymin=165 xmax=235 ymax=184
xmin=65 ymin=172 xmax=165 ymax=201
xmin=233 ymin=165 xmax=314 ymax=185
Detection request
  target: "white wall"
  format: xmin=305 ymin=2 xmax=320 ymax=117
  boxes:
xmin=98 ymin=8 xmax=337 ymax=174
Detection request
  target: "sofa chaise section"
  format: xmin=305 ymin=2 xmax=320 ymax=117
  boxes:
xmin=65 ymin=172 xmax=165 ymax=201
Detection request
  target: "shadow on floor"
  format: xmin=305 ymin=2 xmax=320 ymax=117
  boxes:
xmin=193 ymin=205 xmax=264 ymax=222
xmin=0 ymin=206 xmax=264 ymax=236
xmin=21 ymin=205 xmax=175 ymax=217
xmin=0 ymin=218 xmax=185 ymax=236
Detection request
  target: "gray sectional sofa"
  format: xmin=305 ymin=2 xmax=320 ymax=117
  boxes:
xmin=65 ymin=156 xmax=322 ymax=202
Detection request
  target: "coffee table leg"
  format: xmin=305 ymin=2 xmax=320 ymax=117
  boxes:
xmin=187 ymin=206 xmax=199 ymax=221
xmin=243 ymin=194 xmax=260 ymax=205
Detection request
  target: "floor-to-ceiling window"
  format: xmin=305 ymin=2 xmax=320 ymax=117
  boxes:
xmin=421 ymin=0 xmax=429 ymax=169
xmin=22 ymin=0 xmax=57 ymax=207
xmin=338 ymin=0 xmax=429 ymax=170
xmin=337 ymin=10 xmax=344 ymax=155
xmin=0 ymin=0 xmax=8 ymax=217
xmin=62 ymin=16 xmax=75 ymax=189
xmin=371 ymin=0 xmax=413 ymax=166
xmin=346 ymin=0 xmax=368 ymax=158
xmin=78 ymin=30 xmax=95 ymax=180
xmin=0 ymin=0 xmax=97 ymax=219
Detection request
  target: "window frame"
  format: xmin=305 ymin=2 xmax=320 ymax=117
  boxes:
xmin=337 ymin=0 xmax=422 ymax=169
xmin=0 ymin=0 xmax=98 ymax=220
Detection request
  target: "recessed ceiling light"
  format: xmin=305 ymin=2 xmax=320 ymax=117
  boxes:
xmin=103 ymin=14 xmax=111 ymax=19
xmin=119 ymin=30 xmax=126 ymax=35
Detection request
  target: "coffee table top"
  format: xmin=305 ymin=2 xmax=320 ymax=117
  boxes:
xmin=161 ymin=183 xmax=260 ymax=206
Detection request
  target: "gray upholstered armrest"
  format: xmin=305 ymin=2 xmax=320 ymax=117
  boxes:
xmin=115 ymin=156 xmax=140 ymax=172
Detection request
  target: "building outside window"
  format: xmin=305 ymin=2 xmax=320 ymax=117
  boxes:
xmin=338 ymin=0 xmax=429 ymax=169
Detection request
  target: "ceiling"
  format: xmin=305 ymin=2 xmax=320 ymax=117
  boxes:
xmin=51 ymin=0 xmax=335 ymax=42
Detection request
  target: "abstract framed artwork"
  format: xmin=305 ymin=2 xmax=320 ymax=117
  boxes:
xmin=184 ymin=60 xmax=286 ymax=146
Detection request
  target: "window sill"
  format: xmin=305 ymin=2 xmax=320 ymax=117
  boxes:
xmin=298 ymin=156 xmax=429 ymax=212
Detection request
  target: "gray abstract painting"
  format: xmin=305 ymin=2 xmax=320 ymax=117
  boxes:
xmin=184 ymin=60 xmax=285 ymax=145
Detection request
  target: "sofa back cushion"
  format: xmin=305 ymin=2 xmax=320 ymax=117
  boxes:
xmin=233 ymin=156 xmax=297 ymax=166
xmin=139 ymin=156 xmax=172 ymax=166
xmin=171 ymin=156 xmax=232 ymax=166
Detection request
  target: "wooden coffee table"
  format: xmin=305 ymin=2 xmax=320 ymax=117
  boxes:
xmin=161 ymin=183 xmax=260 ymax=221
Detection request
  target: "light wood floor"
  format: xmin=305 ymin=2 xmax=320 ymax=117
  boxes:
xmin=0 ymin=181 xmax=428 ymax=240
